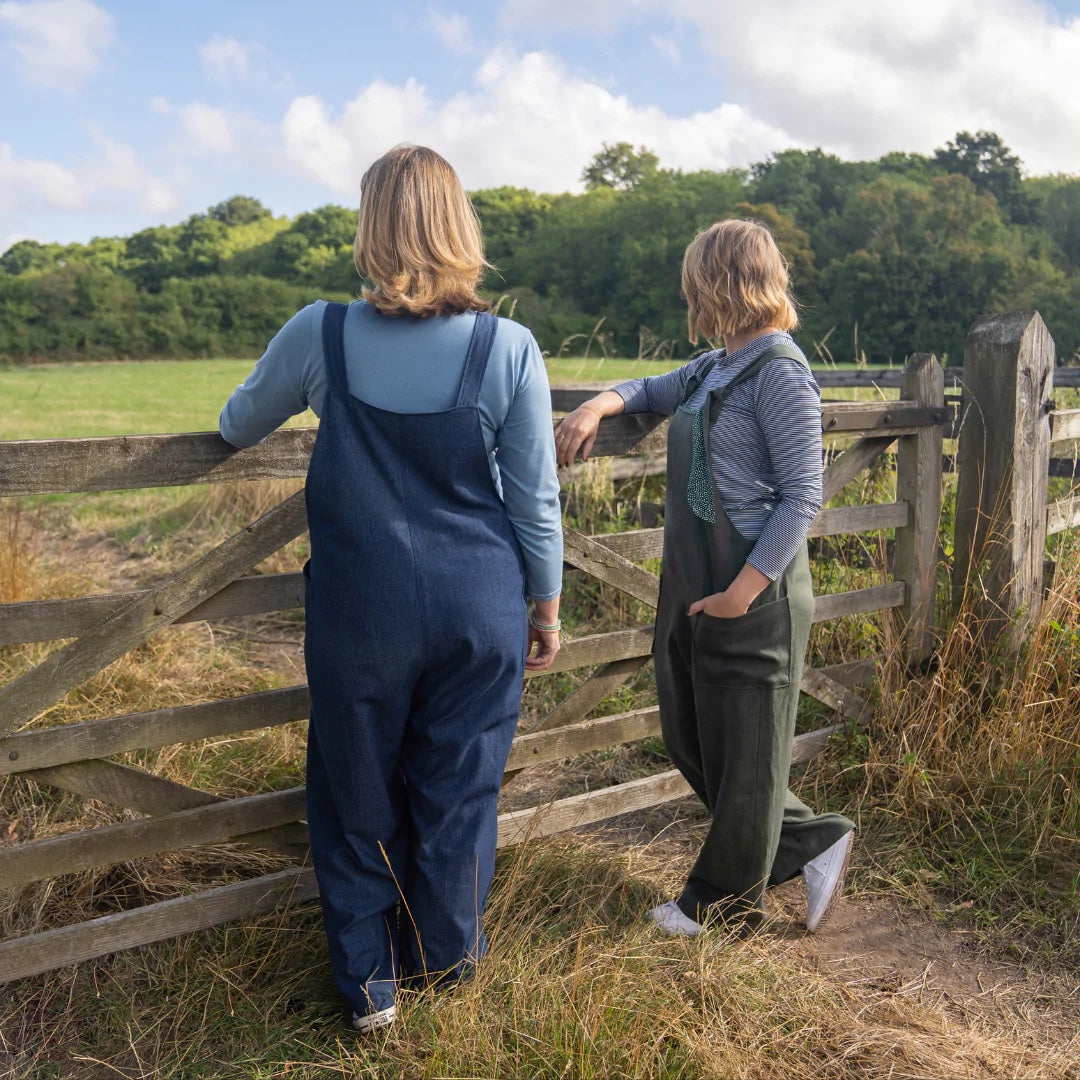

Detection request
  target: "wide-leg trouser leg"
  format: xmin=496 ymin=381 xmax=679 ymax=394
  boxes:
xmin=399 ymin=641 xmax=524 ymax=984
xmin=305 ymin=709 xmax=409 ymax=1015
xmin=655 ymin=608 xmax=853 ymax=927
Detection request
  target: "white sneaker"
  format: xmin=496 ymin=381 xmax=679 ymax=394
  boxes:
xmin=646 ymin=900 xmax=702 ymax=937
xmin=804 ymin=830 xmax=854 ymax=933
xmin=351 ymin=1004 xmax=396 ymax=1033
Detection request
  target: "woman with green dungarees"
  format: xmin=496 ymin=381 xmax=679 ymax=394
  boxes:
xmin=556 ymin=219 xmax=855 ymax=935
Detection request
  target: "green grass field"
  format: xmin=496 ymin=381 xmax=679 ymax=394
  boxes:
xmin=0 ymin=355 xmax=886 ymax=441
xmin=0 ymin=357 xmax=689 ymax=440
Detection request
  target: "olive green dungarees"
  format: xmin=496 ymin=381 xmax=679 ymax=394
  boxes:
xmin=654 ymin=346 xmax=854 ymax=928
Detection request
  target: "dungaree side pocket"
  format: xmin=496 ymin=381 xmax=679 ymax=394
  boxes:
xmin=690 ymin=596 xmax=792 ymax=689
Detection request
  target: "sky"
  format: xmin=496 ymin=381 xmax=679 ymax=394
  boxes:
xmin=2 ymin=0 xmax=1080 ymax=253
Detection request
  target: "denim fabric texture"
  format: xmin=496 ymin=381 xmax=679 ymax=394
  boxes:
xmin=303 ymin=303 xmax=528 ymax=1015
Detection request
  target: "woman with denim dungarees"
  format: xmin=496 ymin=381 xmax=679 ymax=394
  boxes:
xmin=219 ymin=146 xmax=563 ymax=1032
xmin=556 ymin=219 xmax=855 ymax=936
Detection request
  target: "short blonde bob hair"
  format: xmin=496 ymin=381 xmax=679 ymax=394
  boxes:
xmin=681 ymin=218 xmax=798 ymax=344
xmin=354 ymin=144 xmax=490 ymax=318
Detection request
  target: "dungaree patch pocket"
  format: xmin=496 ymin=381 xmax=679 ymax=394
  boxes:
xmin=690 ymin=596 xmax=792 ymax=689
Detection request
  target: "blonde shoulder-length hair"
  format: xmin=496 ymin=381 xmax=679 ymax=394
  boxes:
xmin=681 ymin=218 xmax=798 ymax=344
xmin=353 ymin=144 xmax=490 ymax=318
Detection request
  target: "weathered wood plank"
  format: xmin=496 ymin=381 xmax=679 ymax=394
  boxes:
xmin=1050 ymin=408 xmax=1080 ymax=445
xmin=523 ymin=657 xmax=651 ymax=738
xmin=812 ymin=582 xmax=905 ymax=622
xmin=587 ymin=529 xmax=664 ymax=562
xmin=23 ymin=759 xmax=309 ymax=859
xmin=0 ymin=787 xmax=307 ymax=890
xmin=894 ymin=354 xmax=945 ymax=666
xmin=820 ymin=400 xmax=946 ymax=434
xmin=505 ymin=707 xmax=661 ymax=772
xmin=0 ymin=574 xmax=305 ymax=647
xmin=822 ymin=437 xmax=897 ymax=502
xmin=817 ymin=657 xmax=879 ymax=687
xmin=526 ymin=626 xmax=655 ymax=677
xmin=0 ymin=687 xmax=311 ymax=776
xmin=25 ymin=759 xmax=220 ymax=813
xmin=0 ymin=867 xmax=320 ymax=984
xmin=954 ymin=312 xmax=1054 ymax=642
xmin=1046 ymin=494 xmax=1080 ymax=536
xmin=807 ymin=503 xmax=908 ymax=538
xmin=576 ymin=415 xmax=668 ymax=458
xmin=562 ymin=529 xmax=660 ymax=608
xmin=0 ymin=412 xmax=665 ymax=498
xmin=790 ymin=723 xmax=848 ymax=764
xmin=799 ymin=667 xmax=872 ymax=724
xmin=496 ymin=769 xmax=691 ymax=846
xmin=0 ymin=492 xmax=308 ymax=736
xmin=0 ymin=429 xmax=316 ymax=497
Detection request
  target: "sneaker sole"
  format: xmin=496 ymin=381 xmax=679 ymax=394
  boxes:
xmin=807 ymin=831 xmax=853 ymax=933
xmin=352 ymin=1004 xmax=396 ymax=1033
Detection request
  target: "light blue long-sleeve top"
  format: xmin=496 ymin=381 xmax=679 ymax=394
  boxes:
xmin=219 ymin=300 xmax=564 ymax=600
xmin=612 ymin=332 xmax=823 ymax=581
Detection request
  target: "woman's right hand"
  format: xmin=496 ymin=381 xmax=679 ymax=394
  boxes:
xmin=555 ymin=405 xmax=603 ymax=467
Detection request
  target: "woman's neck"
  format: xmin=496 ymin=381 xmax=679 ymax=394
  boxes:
xmin=723 ymin=325 xmax=784 ymax=355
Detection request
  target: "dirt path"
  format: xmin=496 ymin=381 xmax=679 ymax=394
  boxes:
xmin=574 ymin=803 xmax=1080 ymax=1065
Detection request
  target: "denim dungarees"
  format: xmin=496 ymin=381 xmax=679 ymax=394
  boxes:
xmin=303 ymin=303 xmax=527 ymax=1014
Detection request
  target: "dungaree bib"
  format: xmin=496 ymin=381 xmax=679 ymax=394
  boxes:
xmin=653 ymin=346 xmax=853 ymax=926
xmin=303 ymin=303 xmax=528 ymax=1014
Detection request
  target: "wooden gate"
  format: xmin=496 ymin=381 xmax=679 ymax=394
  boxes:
xmin=0 ymin=353 xmax=945 ymax=982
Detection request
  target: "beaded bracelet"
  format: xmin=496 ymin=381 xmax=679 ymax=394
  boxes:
xmin=528 ymin=608 xmax=562 ymax=633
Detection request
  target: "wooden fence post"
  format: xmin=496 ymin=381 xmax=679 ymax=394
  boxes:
xmin=894 ymin=353 xmax=945 ymax=666
xmin=953 ymin=311 xmax=1055 ymax=644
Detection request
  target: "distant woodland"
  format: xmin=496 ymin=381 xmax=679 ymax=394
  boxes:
xmin=3 ymin=131 xmax=1079 ymax=365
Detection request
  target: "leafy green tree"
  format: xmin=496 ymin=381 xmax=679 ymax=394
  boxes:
xmin=123 ymin=226 xmax=183 ymax=290
xmin=582 ymin=142 xmax=660 ymax=191
xmin=750 ymin=149 xmax=875 ymax=228
xmin=0 ymin=240 xmax=65 ymax=276
xmin=471 ymin=186 xmax=553 ymax=270
xmin=208 ymin=195 xmax=272 ymax=226
xmin=819 ymin=174 xmax=1028 ymax=361
xmin=1029 ymin=175 xmax=1080 ymax=272
xmin=933 ymin=130 xmax=1035 ymax=224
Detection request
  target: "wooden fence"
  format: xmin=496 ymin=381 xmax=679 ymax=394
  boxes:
xmin=2 ymin=311 xmax=1063 ymax=985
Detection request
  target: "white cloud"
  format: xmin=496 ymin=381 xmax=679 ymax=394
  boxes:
xmin=149 ymin=96 xmax=173 ymax=115
xmin=498 ymin=0 xmax=1080 ymax=175
xmin=0 ymin=134 xmax=177 ymax=217
xmin=200 ymin=34 xmax=256 ymax=83
xmin=197 ymin=33 xmax=288 ymax=90
xmin=177 ymin=103 xmax=237 ymax=155
xmin=501 ymin=0 xmax=654 ymax=33
xmin=426 ymin=10 xmax=472 ymax=54
xmin=0 ymin=143 xmax=82 ymax=211
xmin=279 ymin=47 xmax=798 ymax=196
xmin=0 ymin=0 xmax=113 ymax=90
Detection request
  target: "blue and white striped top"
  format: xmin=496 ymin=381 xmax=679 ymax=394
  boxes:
xmin=612 ymin=332 xmax=823 ymax=581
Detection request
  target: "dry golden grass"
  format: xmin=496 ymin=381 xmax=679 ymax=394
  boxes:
xmin=2 ymin=470 xmax=1080 ymax=1075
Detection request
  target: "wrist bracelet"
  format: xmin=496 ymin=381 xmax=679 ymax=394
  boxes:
xmin=578 ymin=403 xmax=604 ymax=417
xmin=528 ymin=608 xmax=562 ymax=633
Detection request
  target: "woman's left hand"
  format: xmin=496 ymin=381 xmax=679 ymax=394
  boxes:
xmin=687 ymin=590 xmax=749 ymax=620
xmin=526 ymin=625 xmax=561 ymax=670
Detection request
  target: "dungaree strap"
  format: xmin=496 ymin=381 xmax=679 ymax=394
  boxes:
xmin=320 ymin=302 xmax=351 ymax=398
xmin=707 ymin=343 xmax=808 ymax=426
xmin=456 ymin=312 xmax=498 ymax=409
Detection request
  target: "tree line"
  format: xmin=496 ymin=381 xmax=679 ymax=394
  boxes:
xmin=2 ymin=131 xmax=1079 ymax=365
